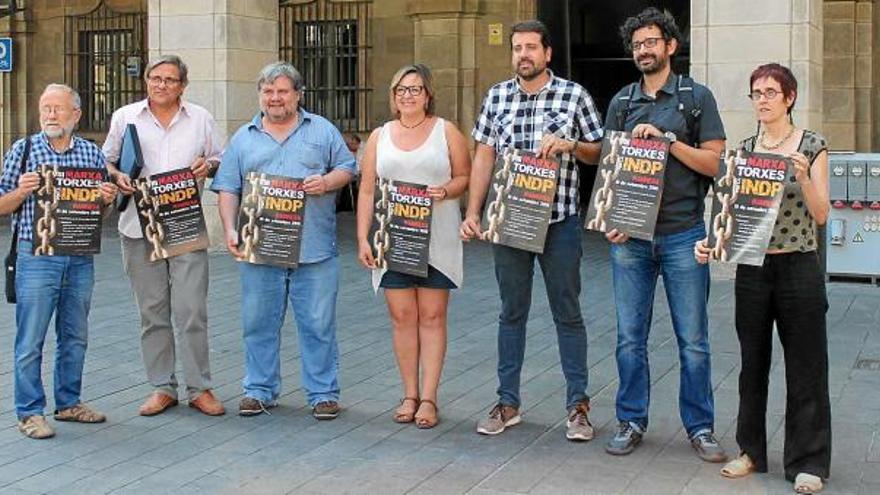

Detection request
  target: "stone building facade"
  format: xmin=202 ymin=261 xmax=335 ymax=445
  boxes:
xmin=0 ymin=0 xmax=875 ymax=153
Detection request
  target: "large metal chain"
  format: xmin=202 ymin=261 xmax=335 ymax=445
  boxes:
xmin=136 ymin=178 xmax=168 ymax=261
xmin=482 ymin=148 xmax=517 ymax=243
xmin=586 ymin=132 xmax=626 ymax=231
xmin=239 ymin=172 xmax=264 ymax=262
xmin=710 ymin=150 xmax=742 ymax=261
xmin=34 ymin=164 xmax=59 ymax=256
xmin=372 ymin=178 xmax=393 ymax=269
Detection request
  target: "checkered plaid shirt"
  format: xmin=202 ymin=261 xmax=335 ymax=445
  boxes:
xmin=0 ymin=133 xmax=106 ymax=242
xmin=472 ymin=71 xmax=604 ymax=221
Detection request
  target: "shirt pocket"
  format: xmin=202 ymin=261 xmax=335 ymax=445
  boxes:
xmin=492 ymin=112 xmax=515 ymax=148
xmin=650 ymin=104 xmax=688 ymax=140
xmin=299 ymin=140 xmax=327 ymax=172
xmin=543 ymin=110 xmax=573 ymax=140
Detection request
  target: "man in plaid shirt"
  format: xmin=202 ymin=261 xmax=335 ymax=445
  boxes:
xmin=460 ymin=20 xmax=603 ymax=442
xmin=0 ymin=84 xmax=117 ymax=439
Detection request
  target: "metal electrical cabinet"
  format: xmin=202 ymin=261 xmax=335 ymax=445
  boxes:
xmin=826 ymin=153 xmax=880 ymax=283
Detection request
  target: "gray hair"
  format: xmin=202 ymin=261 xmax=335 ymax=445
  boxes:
xmin=144 ymin=54 xmax=189 ymax=85
xmin=257 ymin=62 xmax=304 ymax=92
xmin=41 ymin=83 xmax=82 ymax=110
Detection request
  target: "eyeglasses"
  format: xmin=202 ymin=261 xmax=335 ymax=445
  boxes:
xmin=147 ymin=76 xmax=182 ymax=87
xmin=39 ymin=105 xmax=73 ymax=115
xmin=394 ymin=85 xmax=424 ymax=97
xmin=748 ymin=89 xmax=781 ymax=101
xmin=630 ymin=37 xmax=664 ymax=52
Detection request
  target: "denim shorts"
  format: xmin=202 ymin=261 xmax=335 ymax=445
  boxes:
xmin=379 ymin=265 xmax=457 ymax=290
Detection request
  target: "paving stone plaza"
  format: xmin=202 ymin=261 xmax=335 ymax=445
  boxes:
xmin=0 ymin=214 xmax=877 ymax=494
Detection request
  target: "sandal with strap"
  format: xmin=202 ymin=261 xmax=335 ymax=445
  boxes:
xmin=794 ymin=473 xmax=823 ymax=494
xmin=415 ymin=399 xmax=439 ymax=429
xmin=720 ymin=453 xmax=756 ymax=479
xmin=393 ymin=397 xmax=419 ymax=423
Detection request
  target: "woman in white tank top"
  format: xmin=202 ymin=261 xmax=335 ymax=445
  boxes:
xmin=356 ymin=64 xmax=471 ymax=429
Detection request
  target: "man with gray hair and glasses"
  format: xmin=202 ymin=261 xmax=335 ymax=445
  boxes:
xmin=213 ymin=61 xmax=355 ymax=419
xmin=0 ymin=83 xmax=118 ymax=439
xmin=103 ymin=54 xmax=226 ymax=417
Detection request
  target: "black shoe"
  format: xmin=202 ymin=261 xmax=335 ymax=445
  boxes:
xmin=605 ymin=421 xmax=643 ymax=455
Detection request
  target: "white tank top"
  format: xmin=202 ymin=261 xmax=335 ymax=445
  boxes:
xmin=372 ymin=118 xmax=463 ymax=290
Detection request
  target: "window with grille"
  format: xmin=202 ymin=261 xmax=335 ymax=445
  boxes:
xmin=279 ymin=0 xmax=371 ymax=132
xmin=65 ymin=1 xmax=147 ymax=132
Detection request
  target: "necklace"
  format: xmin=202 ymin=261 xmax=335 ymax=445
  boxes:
xmin=759 ymin=125 xmax=795 ymax=150
xmin=399 ymin=116 xmax=428 ymax=129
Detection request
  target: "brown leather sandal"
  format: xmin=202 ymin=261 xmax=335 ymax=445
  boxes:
xmin=415 ymin=399 xmax=439 ymax=429
xmin=393 ymin=397 xmax=419 ymax=423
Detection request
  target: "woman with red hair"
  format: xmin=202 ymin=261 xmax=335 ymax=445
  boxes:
xmin=695 ymin=63 xmax=831 ymax=493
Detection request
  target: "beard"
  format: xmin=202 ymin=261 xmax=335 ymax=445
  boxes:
xmin=635 ymin=53 xmax=669 ymax=75
xmin=43 ymin=124 xmax=72 ymax=139
xmin=515 ymin=59 xmax=545 ymax=81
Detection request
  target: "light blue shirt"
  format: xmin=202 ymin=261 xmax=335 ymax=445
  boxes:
xmin=211 ymin=110 xmax=356 ymax=264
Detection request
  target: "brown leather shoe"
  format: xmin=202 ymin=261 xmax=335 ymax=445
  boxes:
xmin=189 ymin=390 xmax=225 ymax=416
xmin=138 ymin=392 xmax=178 ymax=416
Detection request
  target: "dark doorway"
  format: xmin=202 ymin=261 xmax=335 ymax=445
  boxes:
xmin=538 ymin=0 xmax=690 ymax=199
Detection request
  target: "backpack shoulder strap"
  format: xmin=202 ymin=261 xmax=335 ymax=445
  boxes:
xmin=616 ymin=82 xmax=638 ymax=130
xmin=676 ymin=75 xmax=703 ymax=145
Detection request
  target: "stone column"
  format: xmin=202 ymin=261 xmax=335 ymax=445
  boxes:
xmin=148 ymin=0 xmax=278 ymax=247
xmin=691 ymin=0 xmax=824 ymax=146
xmin=823 ymin=0 xmax=873 ymax=151
xmin=406 ymin=0 xmax=480 ymax=133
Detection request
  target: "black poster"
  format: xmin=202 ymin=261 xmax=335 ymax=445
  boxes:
xmin=481 ymin=148 xmax=559 ymax=253
xmin=133 ymin=167 xmax=209 ymax=262
xmin=32 ymin=164 xmax=105 ymax=256
xmin=237 ymin=172 xmax=307 ymax=268
xmin=585 ymin=130 xmax=668 ymax=241
xmin=707 ymin=149 xmax=790 ymax=266
xmin=371 ymin=179 xmax=432 ymax=277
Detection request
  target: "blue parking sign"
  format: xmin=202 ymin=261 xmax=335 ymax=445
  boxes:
xmin=0 ymin=38 xmax=11 ymax=72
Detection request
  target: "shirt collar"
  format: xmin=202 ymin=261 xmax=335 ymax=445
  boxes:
xmin=138 ymin=97 xmax=192 ymax=118
xmin=37 ymin=132 xmax=77 ymax=154
xmin=248 ymin=108 xmax=312 ymax=131
xmin=634 ymin=72 xmax=677 ymax=100
xmin=514 ymin=69 xmax=558 ymax=95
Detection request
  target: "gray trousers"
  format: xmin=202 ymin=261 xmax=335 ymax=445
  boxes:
xmin=121 ymin=235 xmax=211 ymax=399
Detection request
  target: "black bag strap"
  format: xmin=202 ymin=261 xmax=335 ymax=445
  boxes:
xmin=616 ymin=82 xmax=638 ymax=130
xmin=8 ymin=135 xmax=33 ymax=256
xmin=675 ymin=75 xmax=702 ymax=146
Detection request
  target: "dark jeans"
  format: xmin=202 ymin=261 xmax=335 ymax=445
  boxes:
xmin=735 ymin=251 xmax=831 ymax=481
xmin=492 ymin=214 xmax=588 ymax=410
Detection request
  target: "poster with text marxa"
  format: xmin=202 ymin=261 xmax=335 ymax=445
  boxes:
xmin=481 ymin=148 xmax=558 ymax=253
xmin=371 ymin=179 xmax=432 ymax=277
xmin=585 ymin=130 xmax=668 ymax=241
xmin=707 ymin=149 xmax=790 ymax=266
xmin=133 ymin=167 xmax=209 ymax=262
xmin=33 ymin=164 xmax=105 ymax=256
xmin=237 ymin=171 xmax=307 ymax=268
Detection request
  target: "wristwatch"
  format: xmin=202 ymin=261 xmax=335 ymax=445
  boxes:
xmin=663 ymin=131 xmax=677 ymax=143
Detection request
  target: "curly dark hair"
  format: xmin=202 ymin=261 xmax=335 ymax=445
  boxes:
xmin=618 ymin=7 xmax=682 ymax=52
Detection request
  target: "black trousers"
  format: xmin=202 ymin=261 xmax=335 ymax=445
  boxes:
xmin=734 ymin=251 xmax=831 ymax=481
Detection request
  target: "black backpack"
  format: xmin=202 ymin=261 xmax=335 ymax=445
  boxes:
xmin=615 ymin=74 xmax=703 ymax=145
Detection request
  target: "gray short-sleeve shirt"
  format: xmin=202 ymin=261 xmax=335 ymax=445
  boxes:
xmin=604 ymin=73 xmax=726 ymax=235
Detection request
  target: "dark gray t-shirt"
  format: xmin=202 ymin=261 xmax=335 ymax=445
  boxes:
xmin=604 ymin=73 xmax=726 ymax=235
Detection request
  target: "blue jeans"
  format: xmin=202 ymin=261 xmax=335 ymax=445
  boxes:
xmin=493 ymin=215 xmax=588 ymax=410
xmin=14 ymin=241 xmax=93 ymax=419
xmin=239 ymin=256 xmax=340 ymax=406
xmin=610 ymin=222 xmax=714 ymax=436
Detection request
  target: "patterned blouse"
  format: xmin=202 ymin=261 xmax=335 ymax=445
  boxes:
xmin=741 ymin=129 xmax=828 ymax=253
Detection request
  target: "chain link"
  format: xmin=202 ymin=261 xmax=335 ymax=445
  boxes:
xmin=34 ymin=164 xmax=59 ymax=256
xmin=710 ymin=150 xmax=742 ymax=261
xmin=372 ymin=178 xmax=393 ymax=269
xmin=136 ymin=178 xmax=168 ymax=261
xmin=586 ymin=132 xmax=626 ymax=231
xmin=482 ymin=148 xmax=517 ymax=243
xmin=238 ymin=172 xmax=264 ymax=263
